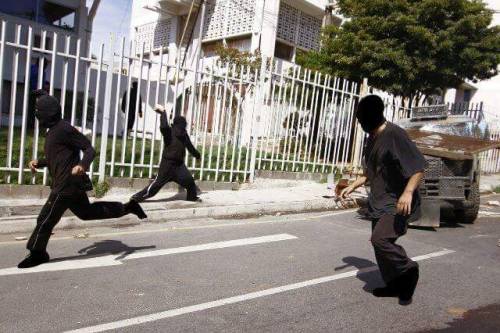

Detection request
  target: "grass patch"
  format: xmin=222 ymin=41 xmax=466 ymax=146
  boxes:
xmin=1 ymin=127 xmax=346 ymax=185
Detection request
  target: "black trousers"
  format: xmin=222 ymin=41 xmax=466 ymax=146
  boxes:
xmin=371 ymin=214 xmax=418 ymax=284
xmin=132 ymin=159 xmax=197 ymax=202
xmin=27 ymin=191 xmax=127 ymax=252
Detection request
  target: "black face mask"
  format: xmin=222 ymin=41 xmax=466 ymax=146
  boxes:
xmin=35 ymin=95 xmax=62 ymax=129
xmin=173 ymin=116 xmax=187 ymax=129
xmin=357 ymin=117 xmax=384 ymax=133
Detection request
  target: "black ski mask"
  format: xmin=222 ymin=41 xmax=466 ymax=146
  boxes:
xmin=355 ymin=94 xmax=386 ymax=133
xmin=35 ymin=95 xmax=62 ymax=129
xmin=173 ymin=116 xmax=187 ymax=129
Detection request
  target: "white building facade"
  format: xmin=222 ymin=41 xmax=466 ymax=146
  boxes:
xmin=130 ymin=0 xmax=340 ymax=70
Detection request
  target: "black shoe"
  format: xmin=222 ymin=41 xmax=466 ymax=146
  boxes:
xmin=186 ymin=196 xmax=201 ymax=202
xmin=17 ymin=251 xmax=50 ymax=268
xmin=126 ymin=199 xmax=147 ymax=219
xmin=398 ymin=266 xmax=419 ymax=305
xmin=372 ymin=281 xmax=400 ymax=298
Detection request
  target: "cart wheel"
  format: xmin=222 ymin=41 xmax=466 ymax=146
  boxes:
xmin=454 ymin=181 xmax=480 ymax=224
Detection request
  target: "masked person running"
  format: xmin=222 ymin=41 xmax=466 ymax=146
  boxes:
xmin=18 ymin=92 xmax=147 ymax=269
xmin=340 ymin=95 xmax=427 ymax=305
xmin=132 ymin=105 xmax=201 ymax=202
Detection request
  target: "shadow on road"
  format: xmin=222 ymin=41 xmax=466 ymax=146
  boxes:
xmin=50 ymin=240 xmax=156 ymax=262
xmin=335 ymin=256 xmax=383 ymax=293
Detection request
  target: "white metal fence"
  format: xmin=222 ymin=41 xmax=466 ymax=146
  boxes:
xmin=480 ymin=129 xmax=500 ymax=174
xmin=0 ymin=19 xmax=498 ymax=187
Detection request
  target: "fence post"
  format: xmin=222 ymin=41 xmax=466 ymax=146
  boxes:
xmin=98 ymin=34 xmax=115 ymax=183
xmin=248 ymin=57 xmax=267 ymax=183
xmin=351 ymin=77 xmax=368 ymax=172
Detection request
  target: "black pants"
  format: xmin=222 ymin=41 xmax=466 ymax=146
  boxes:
xmin=371 ymin=214 xmax=418 ymax=284
xmin=27 ymin=191 xmax=128 ymax=252
xmin=127 ymin=110 xmax=136 ymax=132
xmin=132 ymin=159 xmax=197 ymax=202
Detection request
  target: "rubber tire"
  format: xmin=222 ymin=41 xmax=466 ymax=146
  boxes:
xmin=454 ymin=181 xmax=480 ymax=224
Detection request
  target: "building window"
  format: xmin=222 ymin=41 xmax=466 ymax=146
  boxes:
xmin=0 ymin=0 xmax=77 ymax=31
xmin=463 ymin=89 xmax=472 ymax=103
xmin=274 ymin=41 xmax=293 ymax=61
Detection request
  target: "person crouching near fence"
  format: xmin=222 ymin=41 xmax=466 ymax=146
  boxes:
xmin=131 ymin=104 xmax=201 ymax=203
xmin=340 ymin=95 xmax=427 ymax=305
xmin=18 ymin=92 xmax=147 ymax=269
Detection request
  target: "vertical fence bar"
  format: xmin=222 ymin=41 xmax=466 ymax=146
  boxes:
xmin=129 ymin=42 xmax=145 ymax=178
xmin=60 ymin=36 xmax=70 ymax=118
xmin=322 ymin=77 xmax=339 ymax=173
xmin=149 ymin=47 xmax=163 ymax=178
xmin=31 ymin=30 xmax=48 ymax=184
xmin=199 ymin=62 xmax=214 ymax=181
xmin=229 ymin=65 xmax=245 ymax=182
xmin=340 ymin=82 xmax=357 ymax=174
xmin=332 ymin=79 xmax=348 ymax=167
xmin=236 ymin=66 xmax=251 ymax=181
xmin=304 ymin=72 xmax=321 ymax=171
xmin=280 ymin=66 xmax=297 ymax=170
xmin=98 ymin=35 xmax=115 ymax=182
xmin=248 ymin=64 xmax=262 ymax=183
xmin=6 ymin=24 xmax=21 ymax=184
xmin=70 ymin=39 xmax=81 ymax=125
xmin=89 ymin=43 xmax=104 ymax=179
xmin=43 ymin=31 xmax=58 ymax=185
xmin=110 ymin=37 xmax=126 ymax=177
xmin=312 ymin=75 xmax=331 ymax=171
xmin=214 ymin=63 xmax=230 ymax=181
xmin=269 ymin=66 xmax=285 ymax=171
xmin=294 ymin=70 xmax=311 ymax=171
xmin=17 ymin=26 xmax=33 ymax=184
xmin=221 ymin=64 xmax=237 ymax=180
xmin=120 ymin=41 xmax=134 ymax=177
xmin=139 ymin=57 xmax=152 ymax=177
xmin=285 ymin=67 xmax=301 ymax=169
xmin=0 ymin=21 xmax=6 ymax=128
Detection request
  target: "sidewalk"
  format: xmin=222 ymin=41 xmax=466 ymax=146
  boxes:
xmin=480 ymin=174 xmax=500 ymax=193
xmin=0 ymin=179 xmax=365 ymax=235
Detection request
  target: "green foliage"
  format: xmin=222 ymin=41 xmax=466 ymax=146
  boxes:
xmin=93 ymin=180 xmax=110 ymax=198
xmin=300 ymin=0 xmax=500 ymax=102
xmin=214 ymin=44 xmax=262 ymax=73
xmin=493 ymin=185 xmax=500 ymax=194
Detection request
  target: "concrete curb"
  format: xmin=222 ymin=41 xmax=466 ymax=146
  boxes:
xmin=0 ymin=198 xmax=360 ymax=235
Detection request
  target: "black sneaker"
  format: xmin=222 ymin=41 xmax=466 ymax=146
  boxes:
xmin=398 ymin=266 xmax=419 ymax=305
xmin=17 ymin=251 xmax=50 ymax=269
xmin=126 ymin=199 xmax=148 ymax=219
xmin=186 ymin=196 xmax=202 ymax=202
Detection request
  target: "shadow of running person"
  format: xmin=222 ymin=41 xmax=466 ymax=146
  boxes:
xmin=334 ymin=256 xmax=383 ymax=293
xmin=145 ymin=186 xmax=205 ymax=203
xmin=50 ymin=240 xmax=156 ymax=262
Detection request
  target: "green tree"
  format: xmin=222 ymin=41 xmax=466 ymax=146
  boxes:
xmin=300 ymin=0 xmax=500 ymax=107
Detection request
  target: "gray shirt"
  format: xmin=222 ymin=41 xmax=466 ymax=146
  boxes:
xmin=363 ymin=122 xmax=427 ymax=219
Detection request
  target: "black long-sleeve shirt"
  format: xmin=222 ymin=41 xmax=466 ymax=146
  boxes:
xmin=38 ymin=120 xmax=96 ymax=194
xmin=159 ymin=112 xmax=200 ymax=162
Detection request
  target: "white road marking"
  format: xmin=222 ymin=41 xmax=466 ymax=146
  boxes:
xmin=66 ymin=249 xmax=455 ymax=333
xmin=123 ymin=234 xmax=297 ymax=260
xmin=0 ymin=209 xmax=357 ymax=246
xmin=0 ymin=234 xmax=297 ymax=276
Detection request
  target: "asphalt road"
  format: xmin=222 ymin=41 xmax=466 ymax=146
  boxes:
xmin=0 ymin=195 xmax=499 ymax=333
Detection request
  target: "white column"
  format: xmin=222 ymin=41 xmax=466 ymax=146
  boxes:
xmin=251 ymin=0 xmax=280 ymax=57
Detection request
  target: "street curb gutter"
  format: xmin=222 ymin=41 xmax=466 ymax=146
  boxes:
xmin=0 ymin=199 xmax=360 ymax=235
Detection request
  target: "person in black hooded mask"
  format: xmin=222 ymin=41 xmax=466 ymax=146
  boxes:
xmin=132 ymin=105 xmax=201 ymax=202
xmin=340 ymin=95 xmax=427 ymax=305
xmin=18 ymin=92 xmax=147 ymax=269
